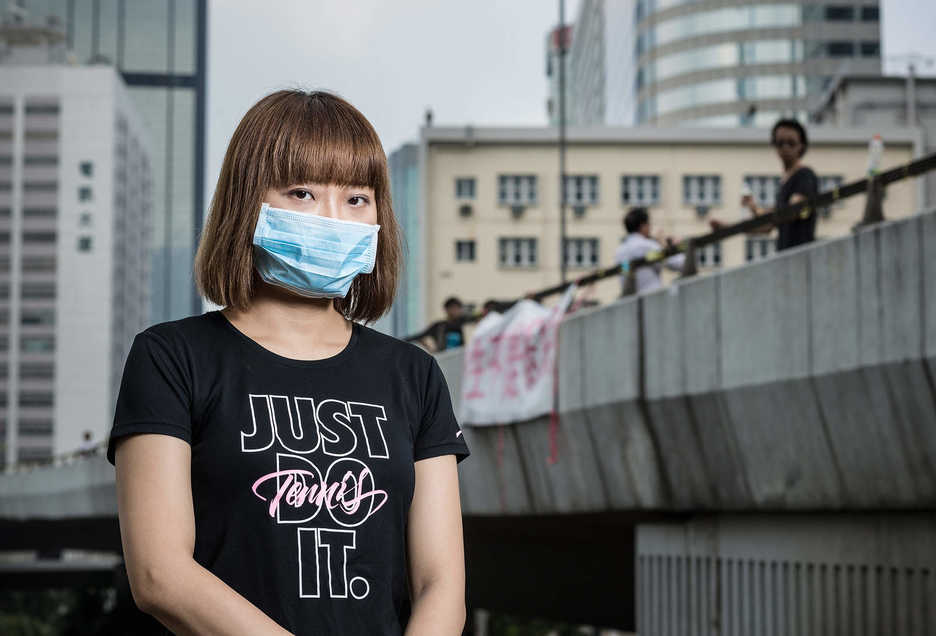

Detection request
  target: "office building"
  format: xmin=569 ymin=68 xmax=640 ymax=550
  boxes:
xmin=17 ymin=0 xmax=207 ymax=323
xmin=813 ymin=73 xmax=936 ymax=203
xmin=560 ymin=0 xmax=882 ymax=127
xmin=396 ymin=124 xmax=921 ymax=337
xmin=1 ymin=18 xmax=153 ymax=465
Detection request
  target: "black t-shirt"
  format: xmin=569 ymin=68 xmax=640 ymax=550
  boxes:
xmin=107 ymin=311 xmax=470 ymax=635
xmin=775 ymin=165 xmax=819 ymax=251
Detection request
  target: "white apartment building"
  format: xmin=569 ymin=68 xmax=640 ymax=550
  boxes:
xmin=1 ymin=25 xmax=152 ymax=465
xmin=391 ymin=125 xmax=923 ymax=337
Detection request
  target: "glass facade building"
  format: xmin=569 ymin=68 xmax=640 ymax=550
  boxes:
xmin=561 ymin=0 xmax=882 ymax=128
xmin=20 ymin=0 xmax=207 ymax=323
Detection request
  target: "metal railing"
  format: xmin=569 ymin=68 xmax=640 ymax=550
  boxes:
xmin=406 ymin=152 xmax=936 ymax=342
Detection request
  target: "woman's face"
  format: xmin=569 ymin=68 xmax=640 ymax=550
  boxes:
xmin=264 ymin=182 xmax=378 ymax=225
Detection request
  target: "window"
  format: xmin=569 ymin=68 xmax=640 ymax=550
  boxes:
xmin=25 ymin=103 xmax=59 ymax=115
xmin=79 ymin=161 xmax=93 ymax=177
xmin=20 ymin=363 xmax=54 ymax=380
xmin=23 ymin=182 xmax=57 ymax=192
xmin=696 ymin=243 xmax=722 ymax=268
xmin=455 ymin=240 xmax=476 ymax=262
xmin=78 ymin=236 xmax=93 ymax=252
xmin=745 ymin=236 xmax=776 ymax=262
xmin=24 ymin=131 xmax=57 ymax=141
xmin=0 ymin=208 xmax=9 ymax=217
xmin=23 ymin=156 xmax=57 ymax=166
xmin=498 ymin=237 xmax=538 ymax=267
xmin=827 ymin=41 xmax=855 ymax=57
xmin=23 ymin=207 xmax=56 ymax=219
xmin=860 ymin=41 xmax=880 ymax=57
xmin=497 ymin=175 xmax=537 ymax=205
xmin=562 ymin=175 xmax=599 ymax=205
xmin=563 ymin=238 xmax=600 ymax=268
xmin=824 ymin=6 xmax=854 ymax=20
xmin=21 ymin=335 xmax=55 ymax=352
xmin=18 ymin=419 xmax=53 ymax=435
xmin=621 ymin=175 xmax=660 ymax=205
xmin=78 ymin=186 xmax=93 ymax=202
xmin=22 ymin=256 xmax=56 ymax=272
xmin=861 ymin=6 xmax=879 ymax=21
xmin=683 ymin=175 xmax=721 ymax=206
xmin=744 ymin=175 xmax=782 ymax=207
xmin=19 ymin=392 xmax=54 ymax=407
xmin=79 ymin=212 xmax=93 ymax=226
xmin=23 ymin=232 xmax=56 ymax=245
xmin=455 ymin=178 xmax=476 ymax=200
xmin=21 ymin=309 xmax=55 ymax=326
xmin=21 ymin=283 xmax=56 ymax=300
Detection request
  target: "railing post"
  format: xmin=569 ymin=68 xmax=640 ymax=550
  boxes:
xmin=855 ymin=174 xmax=885 ymax=230
xmin=681 ymin=239 xmax=698 ymax=277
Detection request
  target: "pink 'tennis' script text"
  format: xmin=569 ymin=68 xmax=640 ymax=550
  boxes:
xmin=251 ymin=465 xmax=388 ymax=524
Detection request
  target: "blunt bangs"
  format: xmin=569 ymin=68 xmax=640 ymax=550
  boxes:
xmin=267 ymin=93 xmax=386 ymax=191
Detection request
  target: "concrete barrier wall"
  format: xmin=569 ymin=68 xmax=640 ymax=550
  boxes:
xmin=446 ymin=208 xmax=936 ymax=516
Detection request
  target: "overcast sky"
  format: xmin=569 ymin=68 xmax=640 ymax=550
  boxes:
xmin=206 ymin=0 xmax=936 ymax=201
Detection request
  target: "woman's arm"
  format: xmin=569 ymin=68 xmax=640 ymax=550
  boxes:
xmin=405 ymin=454 xmax=466 ymax=635
xmin=115 ymin=434 xmax=292 ymax=636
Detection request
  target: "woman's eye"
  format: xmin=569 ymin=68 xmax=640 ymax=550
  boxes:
xmin=291 ymin=190 xmax=313 ymax=201
xmin=349 ymin=195 xmax=369 ymax=206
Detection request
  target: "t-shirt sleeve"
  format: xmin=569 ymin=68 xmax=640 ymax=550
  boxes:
xmin=414 ymin=357 xmax=470 ymax=463
xmin=793 ymin=168 xmax=820 ymax=199
xmin=107 ymin=330 xmax=194 ymax=465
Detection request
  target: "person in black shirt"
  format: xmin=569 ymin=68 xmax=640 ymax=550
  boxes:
xmin=108 ymin=91 xmax=469 ymax=635
xmin=712 ymin=118 xmax=820 ymax=251
xmin=744 ymin=118 xmax=820 ymax=251
xmin=409 ymin=296 xmax=466 ymax=352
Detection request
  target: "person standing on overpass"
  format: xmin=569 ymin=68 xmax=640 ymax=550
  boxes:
xmin=713 ymin=118 xmax=820 ymax=251
xmin=615 ymin=206 xmax=685 ymax=294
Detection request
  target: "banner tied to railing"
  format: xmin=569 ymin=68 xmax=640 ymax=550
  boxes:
xmin=460 ymin=285 xmax=576 ymax=426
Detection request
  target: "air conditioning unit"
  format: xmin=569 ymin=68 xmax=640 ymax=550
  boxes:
xmin=459 ymin=204 xmax=473 ymax=218
xmin=572 ymin=205 xmax=586 ymax=218
xmin=510 ymin=205 xmax=526 ymax=219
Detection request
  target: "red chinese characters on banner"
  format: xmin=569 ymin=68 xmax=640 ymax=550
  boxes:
xmin=460 ymin=287 xmax=575 ymax=426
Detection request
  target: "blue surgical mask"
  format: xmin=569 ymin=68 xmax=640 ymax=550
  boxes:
xmin=252 ymin=202 xmax=381 ymax=298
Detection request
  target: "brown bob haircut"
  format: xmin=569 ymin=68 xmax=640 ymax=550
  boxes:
xmin=194 ymin=90 xmax=402 ymax=324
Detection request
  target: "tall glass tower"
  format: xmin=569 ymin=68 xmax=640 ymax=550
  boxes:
xmin=19 ymin=0 xmax=207 ymax=323
xmin=562 ymin=0 xmax=882 ymax=128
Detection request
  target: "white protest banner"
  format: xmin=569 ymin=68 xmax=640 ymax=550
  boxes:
xmin=460 ymin=286 xmax=576 ymax=426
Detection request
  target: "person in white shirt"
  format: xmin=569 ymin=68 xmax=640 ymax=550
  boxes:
xmin=614 ymin=207 xmax=686 ymax=294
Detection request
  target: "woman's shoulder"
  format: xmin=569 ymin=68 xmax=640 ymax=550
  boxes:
xmin=136 ymin=311 xmax=226 ymax=352
xmin=355 ymin=322 xmax=437 ymax=366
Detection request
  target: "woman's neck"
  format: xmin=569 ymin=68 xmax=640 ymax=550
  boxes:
xmin=222 ymin=282 xmax=352 ymax=359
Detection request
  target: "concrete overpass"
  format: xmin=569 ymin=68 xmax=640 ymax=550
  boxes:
xmin=3 ymin=209 xmax=936 ymax=634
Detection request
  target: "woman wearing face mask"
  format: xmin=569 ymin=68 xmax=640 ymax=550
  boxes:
xmin=108 ymin=90 xmax=470 ymax=635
